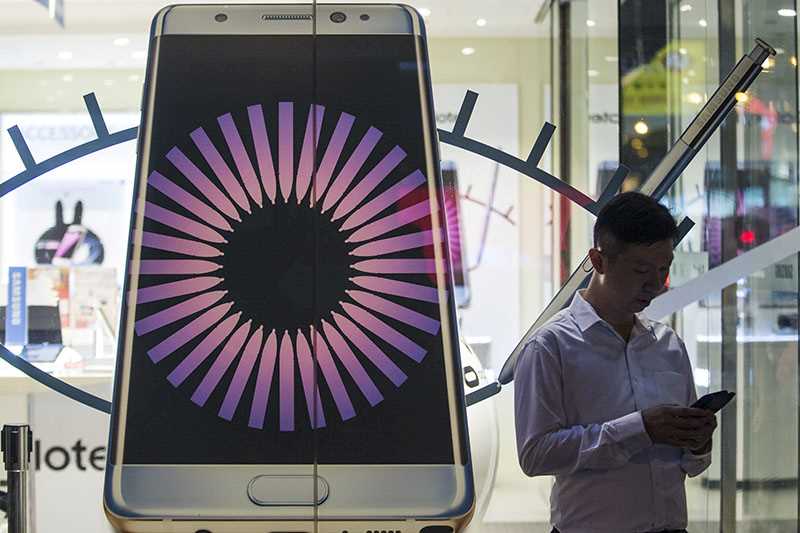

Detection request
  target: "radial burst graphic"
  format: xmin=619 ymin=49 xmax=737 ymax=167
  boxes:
xmin=135 ymin=102 xmax=445 ymax=431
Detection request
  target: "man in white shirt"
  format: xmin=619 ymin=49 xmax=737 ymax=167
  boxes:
xmin=514 ymin=192 xmax=717 ymax=533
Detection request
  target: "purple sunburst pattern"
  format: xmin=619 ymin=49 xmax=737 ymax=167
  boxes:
xmin=134 ymin=101 xmax=449 ymax=431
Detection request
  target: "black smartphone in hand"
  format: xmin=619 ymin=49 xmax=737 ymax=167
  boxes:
xmin=692 ymin=390 xmax=735 ymax=413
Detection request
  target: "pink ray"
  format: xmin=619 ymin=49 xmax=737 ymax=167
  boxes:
xmin=325 ymin=316 xmax=406 ymax=389
xmin=139 ymin=259 xmax=221 ymax=275
xmin=54 ymin=232 xmax=81 ymax=258
xmin=319 ymin=324 xmax=382 ymax=406
xmin=249 ymin=330 xmax=278 ymax=429
xmin=350 ymin=276 xmax=439 ymax=303
xmin=144 ymin=202 xmax=228 ymax=244
xmin=308 ymin=328 xmax=355 ymax=421
xmin=332 ymin=146 xmax=406 ymax=221
xmin=192 ymin=320 xmax=252 ymax=406
xmin=295 ymin=105 xmax=325 ymax=204
xmin=352 ymin=258 xmax=438 ymax=274
xmin=166 ymin=147 xmax=239 ymax=221
xmin=190 ymin=127 xmax=250 ymax=213
xmin=313 ymin=112 xmax=355 ymax=199
xmin=347 ymin=290 xmax=440 ymax=335
xmin=219 ymin=327 xmax=264 ymax=420
xmin=147 ymin=302 xmax=234 ymax=363
xmin=247 ymin=104 xmax=277 ymax=203
xmin=141 ymin=231 xmax=222 ymax=258
xmin=321 ymin=127 xmax=382 ymax=213
xmin=340 ymin=170 xmax=426 ymax=231
xmin=346 ymin=200 xmax=431 ymax=243
xmin=135 ymin=290 xmax=226 ymax=335
xmin=166 ymin=312 xmax=241 ymax=385
xmin=294 ymin=330 xmax=326 ymax=428
xmin=350 ymin=230 xmax=434 ymax=257
xmin=148 ymin=171 xmax=232 ymax=231
xmin=341 ymin=302 xmax=427 ymax=362
xmin=278 ymin=102 xmax=294 ymax=201
xmin=137 ymin=277 xmax=223 ymax=304
xmin=278 ymin=331 xmax=295 ymax=431
xmin=218 ymin=113 xmax=263 ymax=208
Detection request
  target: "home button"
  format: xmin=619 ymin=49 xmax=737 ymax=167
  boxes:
xmin=247 ymin=475 xmax=329 ymax=506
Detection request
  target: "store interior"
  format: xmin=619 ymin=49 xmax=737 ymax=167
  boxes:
xmin=1 ymin=0 xmax=800 ymax=532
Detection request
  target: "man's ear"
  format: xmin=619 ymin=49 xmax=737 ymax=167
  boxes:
xmin=588 ymin=247 xmax=605 ymax=274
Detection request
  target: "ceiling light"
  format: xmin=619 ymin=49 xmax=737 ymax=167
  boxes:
xmin=776 ymin=47 xmax=786 ymax=54
xmin=57 ymin=50 xmax=73 ymax=60
xmin=586 ymin=19 xmax=596 ymax=27
xmin=762 ymin=57 xmax=775 ymax=69
xmin=679 ymin=47 xmax=688 ymax=55
xmin=604 ymin=56 xmax=618 ymax=62
xmin=103 ymin=80 xmax=114 ymax=87
xmin=687 ymin=92 xmax=703 ymax=104
xmin=634 ymin=120 xmax=649 ymax=135
xmin=418 ymin=7 xmax=431 ymax=17
xmin=791 ymin=56 xmax=798 ymax=67
xmin=62 ymin=74 xmax=74 ymax=82
xmin=476 ymin=18 xmax=487 ymax=27
xmin=735 ymin=92 xmax=749 ymax=103
xmin=587 ymin=69 xmax=599 ymax=77
xmin=680 ymin=3 xmax=692 ymax=12
xmin=698 ymin=18 xmax=708 ymax=27
xmin=132 ymin=50 xmax=146 ymax=60
xmin=461 ymin=47 xmax=475 ymax=56
xmin=113 ymin=37 xmax=131 ymax=47
xmin=778 ymin=8 xmax=797 ymax=16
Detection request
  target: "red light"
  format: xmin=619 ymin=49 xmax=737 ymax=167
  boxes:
xmin=740 ymin=229 xmax=756 ymax=245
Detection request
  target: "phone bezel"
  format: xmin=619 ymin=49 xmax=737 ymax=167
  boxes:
xmin=105 ymin=2 xmax=474 ymax=528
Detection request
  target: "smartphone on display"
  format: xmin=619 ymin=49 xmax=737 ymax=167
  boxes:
xmin=105 ymin=4 xmax=474 ymax=532
xmin=440 ymin=161 xmax=470 ymax=308
xmin=691 ymin=390 xmax=735 ymax=413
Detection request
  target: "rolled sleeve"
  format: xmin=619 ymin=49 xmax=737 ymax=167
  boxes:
xmin=681 ymin=448 xmax=712 ymax=477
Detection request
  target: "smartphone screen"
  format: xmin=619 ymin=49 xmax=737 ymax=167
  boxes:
xmin=118 ymin=33 xmax=460 ymax=466
xmin=441 ymin=162 xmax=470 ymax=308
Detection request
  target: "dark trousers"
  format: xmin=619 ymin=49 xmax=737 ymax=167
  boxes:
xmin=551 ymin=530 xmax=687 ymax=533
xmin=551 ymin=528 xmax=687 ymax=533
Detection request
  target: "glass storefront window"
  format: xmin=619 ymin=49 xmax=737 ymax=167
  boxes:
xmin=1 ymin=1 xmax=800 ymax=532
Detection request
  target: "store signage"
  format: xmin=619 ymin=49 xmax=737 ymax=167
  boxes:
xmin=33 ymin=439 xmax=106 ymax=472
xmin=5 ymin=266 xmax=27 ymax=346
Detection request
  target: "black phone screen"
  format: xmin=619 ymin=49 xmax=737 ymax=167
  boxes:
xmin=119 ymin=34 xmax=459 ymax=465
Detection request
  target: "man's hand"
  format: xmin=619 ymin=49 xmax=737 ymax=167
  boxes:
xmin=641 ymin=405 xmax=717 ymax=450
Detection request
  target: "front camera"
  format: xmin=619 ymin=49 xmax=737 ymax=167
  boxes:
xmin=360 ymin=14 xmax=370 ymax=21
xmin=330 ymin=11 xmax=347 ymax=23
xmin=214 ymin=13 xmax=228 ymax=22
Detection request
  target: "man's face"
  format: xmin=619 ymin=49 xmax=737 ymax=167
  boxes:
xmin=596 ymin=239 xmax=674 ymax=314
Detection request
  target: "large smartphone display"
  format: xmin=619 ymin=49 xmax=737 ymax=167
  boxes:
xmin=119 ymin=33 xmax=460 ymax=466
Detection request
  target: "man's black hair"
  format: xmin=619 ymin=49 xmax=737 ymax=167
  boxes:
xmin=593 ymin=191 xmax=677 ymax=258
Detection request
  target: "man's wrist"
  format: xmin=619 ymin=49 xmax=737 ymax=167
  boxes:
xmin=690 ymin=438 xmax=712 ymax=455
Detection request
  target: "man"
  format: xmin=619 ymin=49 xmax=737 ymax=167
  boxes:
xmin=514 ymin=192 xmax=717 ymax=533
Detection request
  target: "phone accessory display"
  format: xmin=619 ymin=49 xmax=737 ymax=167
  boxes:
xmin=34 ymin=200 xmax=105 ymax=266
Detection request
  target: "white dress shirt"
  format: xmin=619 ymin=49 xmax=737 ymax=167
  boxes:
xmin=514 ymin=290 xmax=711 ymax=533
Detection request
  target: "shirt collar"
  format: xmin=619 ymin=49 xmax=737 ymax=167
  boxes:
xmin=569 ymin=290 xmax=656 ymax=340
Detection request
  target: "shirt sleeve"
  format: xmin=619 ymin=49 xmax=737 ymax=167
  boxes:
xmin=677 ymin=337 xmax=712 ymax=477
xmin=514 ymin=336 xmax=653 ymax=477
